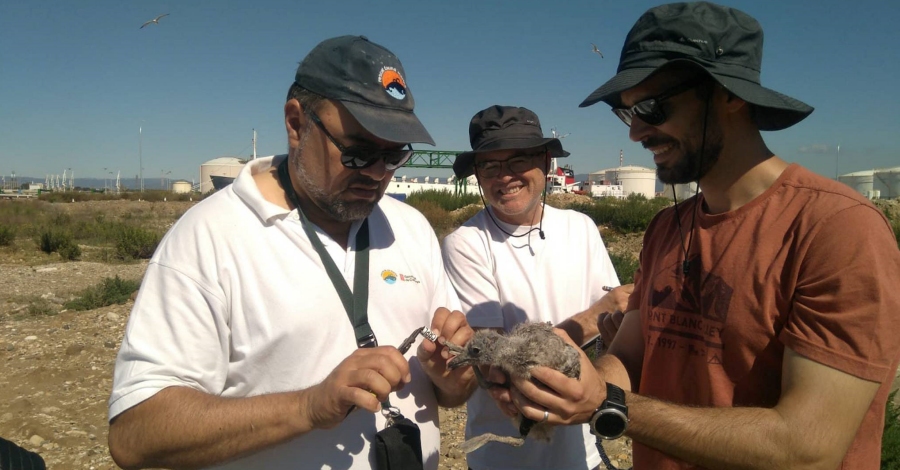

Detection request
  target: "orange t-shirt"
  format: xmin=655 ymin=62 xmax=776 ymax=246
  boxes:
xmin=626 ymin=164 xmax=900 ymax=469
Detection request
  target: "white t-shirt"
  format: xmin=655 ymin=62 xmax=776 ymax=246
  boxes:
xmin=110 ymin=155 xmax=460 ymax=470
xmin=442 ymin=205 xmax=619 ymax=470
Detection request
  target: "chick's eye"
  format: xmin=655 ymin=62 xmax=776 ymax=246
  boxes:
xmin=471 ymin=346 xmax=481 ymax=355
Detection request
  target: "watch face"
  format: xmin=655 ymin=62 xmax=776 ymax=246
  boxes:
xmin=595 ymin=411 xmax=627 ymax=438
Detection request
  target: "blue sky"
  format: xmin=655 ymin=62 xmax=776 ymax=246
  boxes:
xmin=2 ymin=0 xmax=898 ymax=185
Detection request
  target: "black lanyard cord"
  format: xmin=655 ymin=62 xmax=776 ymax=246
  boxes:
xmin=276 ymin=157 xmax=375 ymax=348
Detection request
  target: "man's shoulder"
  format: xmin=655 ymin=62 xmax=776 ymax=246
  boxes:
xmin=780 ymin=165 xmax=883 ymax=220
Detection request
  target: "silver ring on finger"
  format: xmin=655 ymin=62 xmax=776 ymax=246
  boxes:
xmin=540 ymin=410 xmax=550 ymax=423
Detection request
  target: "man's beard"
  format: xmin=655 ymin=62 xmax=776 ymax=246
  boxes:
xmin=653 ymin=122 xmax=723 ymax=185
xmin=292 ymin=127 xmax=382 ymax=222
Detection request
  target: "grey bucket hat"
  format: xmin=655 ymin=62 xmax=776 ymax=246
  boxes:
xmin=294 ymin=35 xmax=435 ymax=145
xmin=453 ymin=105 xmax=569 ymax=178
xmin=579 ymin=2 xmax=813 ymax=131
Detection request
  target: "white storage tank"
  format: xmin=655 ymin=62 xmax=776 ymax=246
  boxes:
xmin=838 ymin=170 xmax=875 ymax=197
xmin=171 ymin=180 xmax=193 ymax=194
xmin=874 ymin=167 xmax=900 ymax=199
xmin=614 ymin=165 xmax=657 ymax=199
xmin=200 ymin=157 xmax=246 ymax=194
xmin=662 ymin=182 xmax=699 ymax=201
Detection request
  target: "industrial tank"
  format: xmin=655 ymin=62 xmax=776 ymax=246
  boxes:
xmin=200 ymin=157 xmax=246 ymax=194
xmin=614 ymin=165 xmax=657 ymax=199
xmin=874 ymin=167 xmax=900 ymax=199
xmin=662 ymin=182 xmax=699 ymax=201
xmin=171 ymin=180 xmax=193 ymax=194
xmin=838 ymin=170 xmax=875 ymax=198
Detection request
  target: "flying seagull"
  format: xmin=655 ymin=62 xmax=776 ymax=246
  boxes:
xmin=140 ymin=13 xmax=169 ymax=29
xmin=591 ymin=43 xmax=604 ymax=58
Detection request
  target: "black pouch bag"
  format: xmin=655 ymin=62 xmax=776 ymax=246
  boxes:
xmin=374 ymin=411 xmax=424 ymax=470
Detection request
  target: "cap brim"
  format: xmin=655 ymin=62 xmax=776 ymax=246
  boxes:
xmin=341 ymin=101 xmax=436 ymax=146
xmin=453 ymin=138 xmax=568 ymax=179
xmin=579 ymin=60 xmax=813 ymax=131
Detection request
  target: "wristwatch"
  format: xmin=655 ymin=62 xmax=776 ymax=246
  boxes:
xmin=589 ymin=383 xmax=629 ymax=440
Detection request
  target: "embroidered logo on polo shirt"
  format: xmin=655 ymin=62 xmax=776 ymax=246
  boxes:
xmin=381 ymin=269 xmax=420 ymax=284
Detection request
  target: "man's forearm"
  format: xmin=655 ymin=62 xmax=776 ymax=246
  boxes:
xmin=626 ymin=393 xmax=824 ymax=470
xmin=433 ymin=370 xmax=478 ymax=408
xmin=109 ymin=386 xmax=315 ymax=470
xmin=557 ymin=304 xmax=601 ymax=347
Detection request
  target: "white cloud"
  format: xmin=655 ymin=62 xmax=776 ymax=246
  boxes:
xmin=798 ymin=144 xmax=832 ymax=154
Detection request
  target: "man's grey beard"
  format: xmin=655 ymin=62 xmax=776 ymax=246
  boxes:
xmin=292 ymin=124 xmax=381 ymax=222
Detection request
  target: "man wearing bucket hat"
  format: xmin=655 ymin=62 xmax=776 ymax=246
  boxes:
xmin=108 ymin=35 xmax=476 ymax=470
xmin=443 ymin=105 xmax=631 ymax=470
xmin=491 ymin=3 xmax=900 ymax=469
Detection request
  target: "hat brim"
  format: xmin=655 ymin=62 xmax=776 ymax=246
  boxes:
xmin=453 ymin=138 xmax=568 ymax=178
xmin=341 ymin=100 xmax=436 ymax=146
xmin=578 ymin=59 xmax=813 ymax=131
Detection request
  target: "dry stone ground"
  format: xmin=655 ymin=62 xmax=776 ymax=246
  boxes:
xmin=0 ymin=257 xmax=631 ymax=469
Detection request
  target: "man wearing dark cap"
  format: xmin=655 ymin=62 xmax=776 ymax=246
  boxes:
xmin=108 ymin=35 xmax=476 ymax=470
xmin=494 ymin=3 xmax=900 ymax=469
xmin=443 ymin=105 xmax=630 ymax=470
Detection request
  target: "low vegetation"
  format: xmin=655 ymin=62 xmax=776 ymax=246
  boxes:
xmin=570 ymin=193 xmax=672 ymax=234
xmin=0 ymin=199 xmax=186 ymax=263
xmin=38 ymin=189 xmax=194 ymax=203
xmin=63 ymin=275 xmax=141 ymax=311
xmin=883 ymin=390 xmax=900 ymax=469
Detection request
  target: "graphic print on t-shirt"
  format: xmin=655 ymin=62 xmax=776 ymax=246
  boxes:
xmin=646 ymin=255 xmax=733 ymax=365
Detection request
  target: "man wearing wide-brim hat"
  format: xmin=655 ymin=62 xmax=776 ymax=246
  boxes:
xmin=443 ymin=104 xmax=631 ymax=470
xmin=492 ymin=3 xmax=900 ymax=469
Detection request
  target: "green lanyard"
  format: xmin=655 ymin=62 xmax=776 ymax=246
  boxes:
xmin=276 ymin=158 xmax=377 ymax=349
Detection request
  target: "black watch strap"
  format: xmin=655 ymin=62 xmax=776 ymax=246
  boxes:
xmin=605 ymin=383 xmax=626 ymax=407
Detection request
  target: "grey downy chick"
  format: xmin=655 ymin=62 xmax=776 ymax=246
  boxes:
xmin=445 ymin=321 xmax=581 ymax=453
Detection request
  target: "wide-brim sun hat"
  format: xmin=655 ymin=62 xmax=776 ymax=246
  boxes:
xmin=453 ymin=105 xmax=569 ymax=178
xmin=579 ymin=1 xmax=813 ymax=131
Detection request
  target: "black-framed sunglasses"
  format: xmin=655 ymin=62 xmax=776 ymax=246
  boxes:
xmin=474 ymin=151 xmax=545 ymax=179
xmin=612 ymin=78 xmax=705 ymax=127
xmin=308 ymin=111 xmax=414 ymax=171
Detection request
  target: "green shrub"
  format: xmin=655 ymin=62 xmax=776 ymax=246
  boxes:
xmin=891 ymin=218 xmax=900 ymax=250
xmin=411 ymin=200 xmax=455 ymax=238
xmin=114 ymin=225 xmax=161 ymax=260
xmin=451 ymin=204 xmax=484 ymax=226
xmin=37 ymin=228 xmax=74 ymax=254
xmin=407 ymin=189 xmax=482 ymax=212
xmin=609 ymin=251 xmax=639 ymax=285
xmin=57 ymin=242 xmax=81 ymax=260
xmin=571 ymin=194 xmax=671 ymax=234
xmin=883 ymin=390 xmax=900 ymax=469
xmin=63 ymin=275 xmax=140 ymax=311
xmin=0 ymin=225 xmax=15 ymax=246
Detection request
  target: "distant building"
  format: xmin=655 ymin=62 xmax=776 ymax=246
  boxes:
xmin=171 ymin=180 xmax=193 ymax=194
xmin=200 ymin=157 xmax=249 ymax=194
xmin=837 ymin=167 xmax=900 ymax=199
xmin=586 ymin=165 xmax=657 ymax=199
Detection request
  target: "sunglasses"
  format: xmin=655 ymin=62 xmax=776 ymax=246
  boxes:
xmin=308 ymin=111 xmax=414 ymax=171
xmin=474 ymin=152 xmax=544 ymax=179
xmin=612 ymin=78 xmax=705 ymax=127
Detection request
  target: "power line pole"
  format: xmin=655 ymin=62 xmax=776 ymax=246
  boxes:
xmin=139 ymin=125 xmax=144 ymax=193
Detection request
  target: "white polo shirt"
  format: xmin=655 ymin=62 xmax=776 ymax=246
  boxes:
xmin=442 ymin=206 xmax=619 ymax=470
xmin=110 ymin=155 xmax=460 ymax=470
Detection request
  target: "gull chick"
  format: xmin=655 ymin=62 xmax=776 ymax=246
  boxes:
xmin=141 ymin=13 xmax=169 ymax=29
xmin=446 ymin=322 xmax=581 ymax=452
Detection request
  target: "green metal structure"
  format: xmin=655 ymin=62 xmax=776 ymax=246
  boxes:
xmin=403 ymin=150 xmax=471 ymax=194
